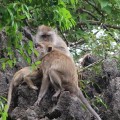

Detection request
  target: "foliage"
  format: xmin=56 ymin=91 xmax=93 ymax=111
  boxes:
xmin=0 ymin=0 xmax=120 ymax=68
xmin=0 ymin=97 xmax=8 ymax=120
xmin=67 ymin=0 xmax=120 ymax=59
xmin=94 ymin=96 xmax=107 ymax=109
xmin=0 ymin=0 xmax=77 ymax=69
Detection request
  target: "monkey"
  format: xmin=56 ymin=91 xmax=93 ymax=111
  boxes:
xmin=6 ymin=66 xmax=42 ymax=112
xmin=79 ymin=54 xmax=96 ymax=67
xmin=34 ymin=42 xmax=101 ymax=120
xmin=78 ymin=54 xmax=97 ymax=79
xmin=35 ymin=25 xmax=72 ymax=58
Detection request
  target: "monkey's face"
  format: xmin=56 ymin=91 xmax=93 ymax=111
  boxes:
xmin=35 ymin=42 xmax=53 ymax=59
xmin=36 ymin=25 xmax=56 ymax=43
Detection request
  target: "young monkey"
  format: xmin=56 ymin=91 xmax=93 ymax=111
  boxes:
xmin=34 ymin=42 xmax=101 ymax=120
xmin=79 ymin=54 xmax=96 ymax=67
xmin=6 ymin=67 xmax=41 ymax=112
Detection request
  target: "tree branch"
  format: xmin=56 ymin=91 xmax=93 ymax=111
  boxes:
xmin=85 ymin=0 xmax=104 ymax=17
xmin=22 ymin=27 xmax=35 ymax=41
xmin=78 ymin=59 xmax=104 ymax=73
xmin=57 ymin=27 xmax=69 ymax=46
xmin=69 ymin=40 xmax=85 ymax=47
xmin=78 ymin=20 xmax=120 ymax=42
xmin=80 ymin=9 xmax=98 ymax=21
xmin=78 ymin=20 xmax=120 ymax=30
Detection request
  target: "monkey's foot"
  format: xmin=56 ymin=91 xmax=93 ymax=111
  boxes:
xmin=52 ymin=90 xmax=61 ymax=102
xmin=34 ymin=100 xmax=40 ymax=106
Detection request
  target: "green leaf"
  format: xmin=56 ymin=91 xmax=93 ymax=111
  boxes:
xmin=29 ymin=0 xmax=32 ymax=3
xmin=99 ymin=0 xmax=109 ymax=9
xmin=103 ymin=6 xmax=112 ymax=14
xmin=2 ymin=63 xmax=6 ymax=70
xmin=70 ymin=0 xmax=75 ymax=4
xmin=7 ymin=60 xmax=13 ymax=68
xmin=28 ymin=49 xmax=32 ymax=55
xmin=7 ymin=8 xmax=14 ymax=22
xmin=26 ymin=57 xmax=31 ymax=64
xmin=13 ymin=23 xmax=18 ymax=32
xmin=34 ymin=49 xmax=39 ymax=57
xmin=35 ymin=61 xmax=41 ymax=65
xmin=2 ymin=111 xmax=8 ymax=120
xmin=17 ymin=32 xmax=23 ymax=41
xmin=58 ymin=0 xmax=66 ymax=7
xmin=0 ymin=23 xmax=3 ymax=31
xmin=29 ymin=40 xmax=34 ymax=48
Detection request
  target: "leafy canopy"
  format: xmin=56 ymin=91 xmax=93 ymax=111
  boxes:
xmin=0 ymin=0 xmax=120 ymax=67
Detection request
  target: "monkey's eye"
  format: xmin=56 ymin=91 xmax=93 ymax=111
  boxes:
xmin=41 ymin=34 xmax=50 ymax=38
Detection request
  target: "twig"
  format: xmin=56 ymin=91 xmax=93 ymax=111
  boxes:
xmin=69 ymin=39 xmax=85 ymax=47
xmin=78 ymin=59 xmax=104 ymax=73
xmin=78 ymin=21 xmax=120 ymax=42
xmin=78 ymin=21 xmax=120 ymax=30
xmin=80 ymin=9 xmax=98 ymax=21
xmin=85 ymin=0 xmax=104 ymax=17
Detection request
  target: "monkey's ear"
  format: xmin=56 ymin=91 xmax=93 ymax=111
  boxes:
xmin=47 ymin=46 xmax=53 ymax=52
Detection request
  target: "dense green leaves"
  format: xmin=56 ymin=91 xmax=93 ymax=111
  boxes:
xmin=0 ymin=0 xmax=77 ymax=69
xmin=0 ymin=97 xmax=8 ymax=120
xmin=0 ymin=0 xmax=120 ymax=67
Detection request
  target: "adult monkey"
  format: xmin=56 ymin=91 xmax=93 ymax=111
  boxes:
xmin=34 ymin=42 xmax=101 ymax=120
xmin=7 ymin=27 xmax=65 ymax=110
xmin=7 ymin=25 xmax=70 ymax=112
xmin=35 ymin=25 xmax=72 ymax=58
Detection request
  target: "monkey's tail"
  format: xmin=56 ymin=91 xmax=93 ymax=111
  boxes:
xmin=77 ymin=87 xmax=101 ymax=120
xmin=6 ymin=82 xmax=13 ymax=113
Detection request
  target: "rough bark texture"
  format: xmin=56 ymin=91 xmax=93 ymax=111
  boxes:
xmin=0 ymin=28 xmax=120 ymax=120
